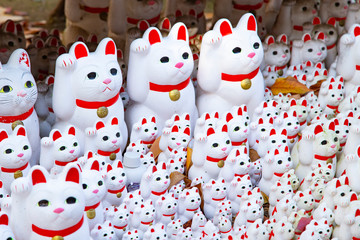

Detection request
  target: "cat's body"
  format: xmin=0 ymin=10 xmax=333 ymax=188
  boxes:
xmin=291 ymin=33 xmax=327 ymax=66
xmin=103 ymin=160 xmax=127 ymax=207
xmin=178 ymin=187 xmax=201 ymax=223
xmin=130 ymin=116 xmax=158 ymax=145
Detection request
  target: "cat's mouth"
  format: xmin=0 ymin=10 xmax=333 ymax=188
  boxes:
xmin=102 ymin=87 xmax=112 ymax=92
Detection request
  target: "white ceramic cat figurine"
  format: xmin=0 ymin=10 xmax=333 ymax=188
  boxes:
xmin=53 ymin=38 xmax=128 ymax=153
xmin=103 ymin=160 xmax=127 ymax=207
xmin=191 ymin=211 xmax=207 ymax=238
xmin=202 ymin=178 xmax=227 ymax=219
xmin=196 ymin=14 xmax=265 ymax=118
xmin=155 ymin=193 xmax=178 ymax=225
xmin=143 ymin=223 xmax=168 ymax=240
xmin=318 ymin=81 xmax=345 ymax=115
xmin=227 ymin=175 xmax=253 ymax=215
xmin=269 ymin=217 xmax=295 ymax=240
xmin=263 ymin=34 xmax=291 ymax=72
xmin=234 ymin=198 xmax=264 ymax=228
xmin=223 ymin=107 xmax=250 ymax=149
xmin=84 ymin=117 xmax=123 ymax=163
xmin=188 ymin=125 xmax=232 ymax=182
xmin=319 ymin=0 xmax=350 ymax=33
xmin=91 ymin=221 xmax=118 ymax=240
xmin=126 ymin=22 xmax=198 ymax=131
xmin=9 ymin=164 xmax=90 ymax=240
xmin=0 ymin=49 xmax=39 ymax=166
xmin=0 ymin=125 xmax=31 ymax=192
xmin=39 ymin=125 xmax=81 ymax=175
xmin=104 ymin=204 xmax=129 ymax=239
xmin=167 ymin=219 xmax=183 ymax=240
xmin=122 ymin=229 xmax=141 ymax=240
xmin=178 ymin=187 xmax=201 ymax=224
xmin=123 ymin=189 xmax=144 ymax=215
xmin=294 ymin=189 xmax=315 ymax=216
xmin=130 ymin=199 xmax=155 ymax=235
xmin=130 ymin=116 xmax=159 ymax=145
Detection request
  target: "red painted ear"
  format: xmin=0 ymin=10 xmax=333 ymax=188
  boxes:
xmin=205 ymin=113 xmax=210 ymax=120
xmin=285 ymin=146 xmax=289 ymax=152
xmin=148 ymin=29 xmax=161 ymax=45
xmin=328 ymin=122 xmax=335 ymax=131
xmin=303 ymin=33 xmax=311 ymax=42
xmin=117 ymin=161 xmax=123 ymax=169
xmin=68 ymin=126 xmax=76 ymax=136
xmin=274 ymin=149 xmax=279 ymax=155
xmin=299 ymin=193 xmax=304 ymax=197
xmin=184 ymin=127 xmax=190 ymax=136
xmin=161 ymin=18 xmax=171 ymax=30
xmin=237 ymin=107 xmax=243 ymax=116
xmin=220 ymin=20 xmax=233 ymax=36
xmin=281 ymin=129 xmax=287 ymax=136
xmin=111 ymin=117 xmax=119 ymax=125
xmin=4 ymin=20 xmax=15 ymax=33
xmin=327 ymin=17 xmax=336 ymax=26
xmin=175 ymin=10 xmax=182 ymax=17
xmin=141 ymin=118 xmax=147 ymax=125
xmin=280 ymin=34 xmax=288 ymax=44
xmin=162 ymin=162 xmax=166 ymax=170
xmin=105 ymin=40 xmax=116 ymax=55
xmin=266 ymin=36 xmax=275 ymax=45
xmin=258 ymin=118 xmax=264 ymax=124
xmin=193 ymin=53 xmax=199 ymax=61
xmin=74 ymin=43 xmax=88 ymax=59
xmin=312 ymin=17 xmax=321 ymax=25
xmin=52 ymin=130 xmax=62 ymax=141
xmin=16 ymin=126 xmax=26 ymax=136
xmin=317 ymin=32 xmax=325 ymax=41
xmin=356 ymin=209 xmax=360 ymax=217
xmin=152 ymin=165 xmax=157 ymax=173
xmin=244 ymin=147 xmax=248 ymax=154
xmin=185 ymin=114 xmax=190 ymax=121
xmin=283 ymin=112 xmax=288 ymax=118
xmin=96 ymin=121 xmax=105 ymax=130
xmin=66 ymin=166 xmax=80 ymax=184
xmin=171 ymin=125 xmax=179 ymax=133
xmin=336 ymin=179 xmax=341 ymax=188
xmin=351 ymin=193 xmax=358 ymax=202
xmin=290 ymin=99 xmax=296 ymax=106
xmin=177 ymin=25 xmax=187 ymax=41
xmin=354 ymin=26 xmax=360 ymax=37
xmin=151 ymin=116 xmax=156 ymax=123
xmin=222 ymin=124 xmax=228 ymax=132
xmin=91 ymin=160 xmax=100 ymax=171
xmin=107 ymin=164 xmax=112 ymax=172
xmin=306 ymin=61 xmax=312 ymax=67
xmin=0 ymin=214 xmax=8 ymax=225
xmin=314 ymin=125 xmax=323 ymax=135
xmin=277 ymin=182 xmax=282 ymax=186
xmin=270 ymin=129 xmax=276 ymax=136
xmin=32 ymin=169 xmax=47 ymax=186
xmin=345 ymin=176 xmax=349 ymax=185
xmin=0 ymin=181 xmax=2 ymax=188
xmin=214 ymin=112 xmax=219 ymax=119
xmin=117 ymin=49 xmax=123 ymax=60
xmin=226 ymin=112 xmax=233 ymax=122
xmin=247 ymin=14 xmax=256 ymax=31
xmin=302 ymin=100 xmax=307 ymax=107
xmin=207 ymin=127 xmax=215 ymax=136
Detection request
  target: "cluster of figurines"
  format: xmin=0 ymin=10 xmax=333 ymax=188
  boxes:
xmin=2 ymin=0 xmax=360 ymax=239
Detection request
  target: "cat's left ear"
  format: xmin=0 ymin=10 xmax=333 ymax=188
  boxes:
xmin=31 ymin=167 xmax=48 ymax=186
xmin=64 ymin=164 xmax=81 ymax=184
xmin=7 ymin=49 xmax=31 ymax=71
xmin=0 ymin=213 xmax=9 ymax=226
xmin=236 ymin=13 xmax=257 ymax=33
xmin=15 ymin=125 xmax=26 ymax=136
xmin=96 ymin=38 xmax=117 ymax=59
xmin=168 ymin=22 xmax=189 ymax=43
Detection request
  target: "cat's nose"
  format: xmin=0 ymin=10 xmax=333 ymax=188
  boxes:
xmin=112 ymin=140 xmax=117 ymax=144
xmin=247 ymin=52 xmax=255 ymax=58
xmin=317 ymin=52 xmax=322 ymax=56
xmin=176 ymin=142 xmax=181 ymax=146
xmin=17 ymin=91 xmax=27 ymax=97
xmin=17 ymin=153 xmax=24 ymax=157
xmin=175 ymin=62 xmax=184 ymax=69
xmin=282 ymin=54 xmax=286 ymax=58
xmin=103 ymin=78 xmax=112 ymax=85
xmin=312 ymin=9 xmax=317 ymax=14
xmin=93 ymin=189 xmax=99 ymax=194
xmin=148 ymin=0 xmax=155 ymax=5
xmin=221 ymin=147 xmax=227 ymax=151
xmin=53 ymin=208 xmax=64 ymax=214
xmin=69 ymin=149 xmax=74 ymax=154
xmin=330 ymin=144 xmax=336 ymax=148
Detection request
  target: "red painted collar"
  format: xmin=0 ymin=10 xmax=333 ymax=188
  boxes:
xmin=352 ymin=237 xmax=360 ymax=240
xmin=335 ymin=17 xmax=346 ymax=21
xmin=233 ymin=1 xmax=263 ymax=10
xmin=54 ymin=158 xmax=78 ymax=167
xmin=32 ymin=216 xmax=84 ymax=237
xmin=84 ymin=201 xmax=101 ymax=211
xmin=108 ymin=185 xmax=126 ymax=194
xmin=141 ymin=220 xmax=154 ymax=225
xmin=113 ymin=224 xmax=127 ymax=230
xmin=287 ymin=133 xmax=298 ymax=139
xmin=314 ymin=154 xmax=336 ymax=161
xmin=97 ymin=148 xmax=120 ymax=157
xmin=48 ymin=107 xmax=54 ymax=113
xmin=81 ymin=5 xmax=109 ymax=13
xmin=1 ymin=162 xmax=29 ymax=173
xmin=149 ymin=77 xmax=190 ymax=92
xmin=167 ymin=146 xmax=173 ymax=152
xmin=212 ymin=196 xmax=226 ymax=201
xmin=274 ymin=172 xmax=285 ymax=177
xmin=340 ymin=142 xmax=346 ymax=147
xmin=163 ymin=212 xmax=176 ymax=217
xmin=293 ymin=25 xmax=304 ymax=31
xmin=235 ymin=173 xmax=246 ymax=178
xmin=186 ymin=207 xmax=199 ymax=212
xmin=274 ymin=65 xmax=287 ymax=71
xmin=221 ymin=67 xmax=260 ymax=82
xmin=197 ymin=11 xmax=204 ymax=19
xmin=269 ymin=230 xmax=275 ymax=240
xmin=127 ymin=14 xmax=160 ymax=25
xmin=304 ymin=209 xmax=313 ymax=215
xmin=220 ymin=228 xmax=232 ymax=234
xmin=142 ymin=139 xmax=155 ymax=145
xmin=151 ymin=189 xmax=167 ymax=196
xmin=76 ymin=93 xmax=119 ymax=109
xmin=247 ymin=219 xmax=255 ymax=223
xmin=300 ymin=120 xmax=307 ymax=126
xmin=0 ymin=107 xmax=34 ymax=124
xmin=232 ymin=139 xmax=247 ymax=146
xmin=315 ymin=198 xmax=321 ymax=203
xmin=206 ymin=155 xmax=227 ymax=163
xmin=327 ymin=42 xmax=336 ymax=50
xmin=356 ymin=65 xmax=360 ymax=71
xmin=327 ymin=104 xmax=339 ymax=113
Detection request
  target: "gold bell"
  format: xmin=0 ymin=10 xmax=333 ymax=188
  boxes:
xmin=116 ymin=192 xmax=122 ymax=198
xmin=11 ymin=120 xmax=24 ymax=130
xmin=339 ymin=19 xmax=345 ymax=26
xmin=171 ymin=215 xmax=175 ymax=220
xmin=14 ymin=170 xmax=23 ymax=179
xmin=217 ymin=160 xmax=224 ymax=168
xmin=86 ymin=209 xmax=96 ymax=219
xmin=339 ymin=147 xmax=343 ymax=152
xmin=169 ymin=89 xmax=180 ymax=101
xmin=52 ymin=236 xmax=64 ymax=240
xmin=290 ymin=139 xmax=295 ymax=144
xmin=97 ymin=107 xmax=108 ymax=118
xmin=109 ymin=153 xmax=117 ymax=161
xmin=277 ymin=69 xmax=284 ymax=76
xmin=241 ymin=79 xmax=252 ymax=90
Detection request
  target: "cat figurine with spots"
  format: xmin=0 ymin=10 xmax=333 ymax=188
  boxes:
xmin=202 ymin=178 xmax=227 ymax=219
xmin=53 ymin=38 xmax=128 ymax=153
xmin=39 ymin=125 xmax=81 ymax=175
xmin=130 ymin=116 xmax=159 ymax=145
xmin=130 ymin=199 xmax=156 ymax=235
xmin=263 ymin=34 xmax=291 ymax=72
xmin=234 ymin=198 xmax=264 ymax=228
xmin=188 ymin=125 xmax=232 ymax=183
xmin=294 ymin=189 xmax=315 ymax=216
xmin=178 ymin=187 xmax=201 ymax=223
xmin=84 ymin=117 xmax=123 ymax=163
xmin=0 ymin=125 xmax=31 ymax=192
xmin=196 ymin=14 xmax=264 ymax=118
xmin=91 ymin=221 xmax=118 ymax=240
xmin=0 ymin=49 xmax=39 ymax=166
xmin=9 ymin=164 xmax=90 ymax=240
xmin=103 ymin=160 xmax=127 ymax=207
xmin=104 ymin=204 xmax=129 ymax=239
xmin=223 ymin=106 xmax=250 ymax=149
xmin=155 ymin=193 xmax=178 ymax=225
xmin=126 ymin=23 xmax=198 ymax=131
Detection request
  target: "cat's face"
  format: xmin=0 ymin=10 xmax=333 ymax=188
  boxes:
xmin=136 ymin=199 xmax=155 ymax=223
xmin=150 ymin=163 xmax=170 ymax=193
xmin=313 ymin=126 xmax=339 ymax=156
xmin=225 ymin=112 xmax=249 ymax=143
xmin=91 ymin=221 xmax=116 ymax=240
xmin=169 ymin=180 xmax=185 ymax=200
xmin=267 ymin=128 xmax=288 ymax=150
xmin=168 ymin=126 xmax=191 ymax=150
xmin=233 ymin=151 xmax=251 ymax=176
xmin=271 ymin=147 xmax=293 ymax=174
xmin=180 ymin=188 xmax=201 ymax=210
xmin=176 ymin=11 xmax=199 ymax=37
xmin=292 ymin=0 xmax=318 ymax=25
xmin=301 ymin=39 xmax=327 ymax=64
xmin=206 ymin=178 xmax=227 ymax=201
xmin=94 ymin=118 xmax=122 ymax=152
xmin=205 ymin=127 xmax=232 ymax=159
xmin=82 ymin=160 xmax=107 ymax=205
xmin=281 ymin=111 xmax=300 ymax=135
xmin=192 ymin=211 xmax=206 ymax=227
xmin=51 ymin=127 xmax=80 ymax=162
xmin=123 ymin=229 xmax=141 ymax=240
xmin=105 ymin=160 xmax=126 ymax=190
xmin=145 ymin=224 xmax=168 ymax=240
xmin=326 ymin=84 xmax=344 ymax=106
xmin=126 ymin=140 xmax=147 ymax=154
xmin=157 ymin=194 xmax=177 ymax=215
xmin=312 ymin=24 xmax=337 ymax=47
xmin=0 ymin=50 xmax=37 ymax=116
xmin=0 ymin=214 xmax=15 ymax=240
xmin=278 ymin=194 xmax=298 ymax=214
xmin=326 ymin=0 xmax=350 ymax=18
xmin=0 ymin=20 xmax=20 ymax=63
xmin=105 ymin=204 xmax=129 ymax=227
xmin=0 ymin=126 xmax=31 ymax=168
xmin=167 ymin=219 xmax=183 ymax=235
xmin=333 ymin=179 xmax=354 ymax=207
xmin=218 ymin=216 xmax=232 ymax=232
xmin=126 ymin=0 xmax=163 ymax=20
xmin=295 ymin=190 xmax=314 ymax=211
xmin=271 ymin=181 xmax=293 ymax=202
xmin=124 ymin=190 xmax=144 ymax=213
xmin=140 ymin=152 xmax=155 ymax=167
xmin=167 ymin=158 xmax=185 ymax=173
xmin=81 ymin=0 xmax=109 ymax=8
xmin=26 ymin=165 xmax=85 ymax=231
xmin=245 ymin=187 xmax=264 ymax=206
xmin=135 ymin=117 xmax=158 ymax=142
xmin=264 ymin=43 xmax=290 ymax=67
xmin=232 ymin=175 xmax=252 ymax=197
xmin=216 ymin=200 xmax=232 ymax=218
xmin=242 ymin=199 xmax=263 ymax=220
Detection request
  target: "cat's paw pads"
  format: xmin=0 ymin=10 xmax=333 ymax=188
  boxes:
xmin=131 ymin=39 xmax=150 ymax=53
xmin=86 ymin=128 xmax=97 ymax=136
xmin=57 ymin=54 xmax=76 ymax=69
xmin=204 ymin=32 xmax=222 ymax=45
xmin=11 ymin=178 xmax=30 ymax=194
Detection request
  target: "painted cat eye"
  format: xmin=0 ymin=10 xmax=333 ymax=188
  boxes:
xmin=25 ymin=81 xmax=34 ymax=88
xmin=110 ymin=68 xmax=118 ymax=76
xmin=38 ymin=199 xmax=50 ymax=207
xmin=0 ymin=85 xmax=12 ymax=93
xmin=5 ymin=149 xmax=13 ymax=154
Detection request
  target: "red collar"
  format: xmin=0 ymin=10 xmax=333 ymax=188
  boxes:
xmin=233 ymin=1 xmax=263 ymax=10
xmin=108 ymin=185 xmax=126 ymax=194
xmin=247 ymin=219 xmax=255 ymax=223
xmin=186 ymin=207 xmax=199 ymax=212
xmin=293 ymin=25 xmax=304 ymax=31
xmin=235 ymin=173 xmax=246 ymax=178
xmin=149 ymin=77 xmax=190 ymax=92
xmin=114 ymin=224 xmax=127 ymax=230
xmin=197 ymin=11 xmax=204 ymax=19
xmin=151 ymin=189 xmax=167 ymax=196
xmin=237 ymin=194 xmax=242 ymax=198
xmin=206 ymin=155 xmax=227 ymax=163
xmin=127 ymin=14 xmax=160 ymax=25
xmin=97 ymin=148 xmax=120 ymax=157
xmin=274 ymin=65 xmax=287 ymax=71
xmin=232 ymin=139 xmax=247 ymax=146
xmin=287 ymin=133 xmax=298 ymax=139
xmin=1 ymin=162 xmax=29 ymax=173
xmin=0 ymin=107 xmax=34 ymax=124
xmin=84 ymin=201 xmax=101 ymax=211
xmin=327 ymin=42 xmax=336 ymax=50
xmin=81 ymin=5 xmax=109 ymax=13
xmin=274 ymin=172 xmax=285 ymax=177
xmin=142 ymin=139 xmax=155 ymax=145
xmin=48 ymin=107 xmax=54 ymax=113
xmin=54 ymin=158 xmax=77 ymax=167
xmin=32 ymin=216 xmax=84 ymax=237
xmin=300 ymin=120 xmax=307 ymax=126
xmin=327 ymin=104 xmax=339 ymax=112
xmin=163 ymin=212 xmax=176 ymax=217
xmin=221 ymin=67 xmax=260 ymax=82
xmin=141 ymin=220 xmax=153 ymax=225
xmin=304 ymin=209 xmax=313 ymax=215
xmin=353 ymin=237 xmax=360 ymax=240
xmin=335 ymin=17 xmax=346 ymax=21
xmin=220 ymin=228 xmax=232 ymax=234
xmin=167 ymin=146 xmax=173 ymax=152
xmin=76 ymin=93 xmax=119 ymax=109
xmin=212 ymin=196 xmax=226 ymax=201
xmin=340 ymin=142 xmax=346 ymax=147
xmin=314 ymin=154 xmax=336 ymax=161
xmin=315 ymin=198 xmax=321 ymax=203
